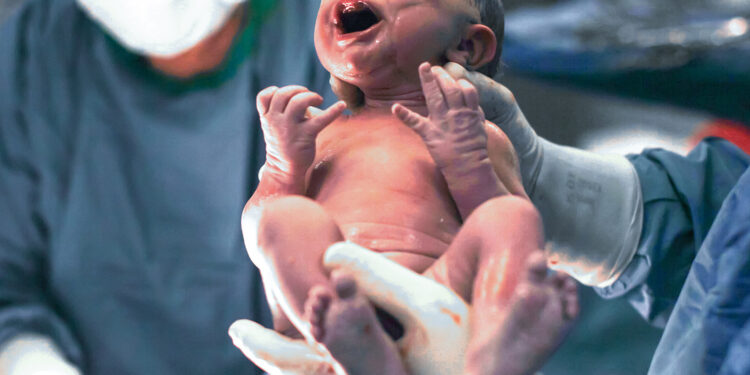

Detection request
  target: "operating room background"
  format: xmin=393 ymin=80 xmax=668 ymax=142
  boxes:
xmin=2 ymin=0 xmax=734 ymax=374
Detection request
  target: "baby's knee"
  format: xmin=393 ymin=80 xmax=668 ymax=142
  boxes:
xmin=243 ymin=196 xmax=339 ymax=252
xmin=463 ymin=196 xmax=544 ymax=252
xmin=470 ymin=196 xmax=541 ymax=229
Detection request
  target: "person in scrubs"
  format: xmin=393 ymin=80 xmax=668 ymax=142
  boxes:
xmin=0 ymin=0 xmax=335 ymax=374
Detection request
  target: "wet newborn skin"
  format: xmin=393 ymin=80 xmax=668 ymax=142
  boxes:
xmin=241 ymin=0 xmax=578 ymax=374
xmin=309 ymin=105 xmax=503 ymax=271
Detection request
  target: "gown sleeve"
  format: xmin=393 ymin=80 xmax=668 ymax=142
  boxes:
xmin=594 ymin=138 xmax=750 ymax=327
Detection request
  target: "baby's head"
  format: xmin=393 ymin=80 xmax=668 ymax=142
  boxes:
xmin=315 ymin=0 xmax=503 ymax=90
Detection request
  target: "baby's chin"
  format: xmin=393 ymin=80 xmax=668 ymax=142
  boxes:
xmin=330 ymin=66 xmax=400 ymax=91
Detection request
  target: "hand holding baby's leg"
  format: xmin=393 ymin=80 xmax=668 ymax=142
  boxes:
xmin=393 ymin=63 xmax=506 ymax=219
xmin=323 ymin=243 xmax=471 ymax=375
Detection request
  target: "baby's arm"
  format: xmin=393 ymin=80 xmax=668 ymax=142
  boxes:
xmin=393 ymin=63 xmax=508 ymax=220
xmin=247 ymin=86 xmax=346 ymax=208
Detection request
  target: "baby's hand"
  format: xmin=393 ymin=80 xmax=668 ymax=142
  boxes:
xmin=393 ymin=63 xmax=489 ymax=173
xmin=257 ymin=85 xmax=346 ymax=186
xmin=392 ymin=63 xmax=506 ymax=218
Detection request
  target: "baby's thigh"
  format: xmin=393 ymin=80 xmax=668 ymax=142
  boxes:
xmin=250 ymin=196 xmax=345 ymax=328
xmin=422 ymin=196 xmax=543 ymax=302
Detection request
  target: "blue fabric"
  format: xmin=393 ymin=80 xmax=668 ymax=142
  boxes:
xmin=595 ymin=138 xmax=750 ymax=326
xmin=719 ymin=318 xmax=750 ymax=375
xmin=0 ymin=0 xmax=334 ymax=374
xmin=647 ymin=167 xmax=750 ymax=374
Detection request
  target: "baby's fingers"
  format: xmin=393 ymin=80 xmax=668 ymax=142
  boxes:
xmin=418 ymin=62 xmax=448 ymax=114
xmin=393 ymin=103 xmax=430 ymax=136
xmin=287 ymin=92 xmax=324 ymax=121
xmin=256 ymin=86 xmax=279 ymax=115
xmin=432 ymin=66 xmax=464 ymax=109
xmin=306 ymin=101 xmax=347 ymax=134
xmin=269 ymin=85 xmax=310 ymax=113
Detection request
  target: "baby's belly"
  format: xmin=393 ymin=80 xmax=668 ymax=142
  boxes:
xmin=318 ymin=188 xmax=461 ymax=274
xmin=339 ymin=222 xmax=450 ymax=273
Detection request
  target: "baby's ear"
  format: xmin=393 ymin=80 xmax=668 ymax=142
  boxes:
xmin=445 ymin=24 xmax=497 ymax=70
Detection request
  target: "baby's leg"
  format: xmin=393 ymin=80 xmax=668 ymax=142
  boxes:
xmin=424 ymin=196 xmax=543 ymax=311
xmin=424 ymin=195 xmax=577 ymax=375
xmin=251 ymin=196 xmax=344 ymax=335
xmin=253 ymin=196 xmax=405 ymax=374
xmin=475 ymin=252 xmax=578 ymax=375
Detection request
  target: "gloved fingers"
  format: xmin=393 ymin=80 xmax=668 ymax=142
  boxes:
xmin=457 ymin=79 xmax=479 ymax=111
xmin=430 ymin=65 xmax=465 ymax=109
xmin=286 ymin=91 xmax=324 ymax=121
xmin=322 ymin=242 xmax=469 ymax=324
xmin=306 ymin=101 xmax=347 ymax=134
xmin=442 ymin=61 xmax=468 ymax=79
xmin=256 ymin=86 xmax=279 ymax=115
xmin=392 ymin=103 xmax=430 ymax=135
xmin=330 ymin=75 xmax=365 ymax=112
xmin=228 ymin=319 xmax=344 ymax=375
xmin=417 ymin=62 xmax=448 ymax=115
xmin=442 ymin=62 xmax=519 ymax=125
xmin=269 ymin=85 xmax=310 ymax=113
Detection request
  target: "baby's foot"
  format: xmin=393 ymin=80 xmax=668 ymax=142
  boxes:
xmin=466 ymin=252 xmax=579 ymax=375
xmin=304 ymin=271 xmax=408 ymax=375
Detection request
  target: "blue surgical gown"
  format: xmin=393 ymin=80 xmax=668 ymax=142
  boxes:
xmin=648 ymin=166 xmax=750 ymax=374
xmin=0 ymin=0 xmax=334 ymax=374
xmin=596 ymin=138 xmax=750 ymax=326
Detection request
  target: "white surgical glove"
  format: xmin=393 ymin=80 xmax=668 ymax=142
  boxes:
xmin=229 ymin=242 xmax=469 ymax=375
xmin=0 ymin=334 xmax=81 ymax=375
xmin=444 ymin=63 xmax=643 ymax=288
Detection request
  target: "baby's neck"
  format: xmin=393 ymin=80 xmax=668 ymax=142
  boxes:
xmin=360 ymin=84 xmax=429 ymax=117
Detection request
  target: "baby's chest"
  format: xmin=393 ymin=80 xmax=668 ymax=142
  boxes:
xmin=312 ymin=117 xmax=437 ymax=183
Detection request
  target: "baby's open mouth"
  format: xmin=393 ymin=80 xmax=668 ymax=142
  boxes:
xmin=335 ymin=1 xmax=381 ymax=34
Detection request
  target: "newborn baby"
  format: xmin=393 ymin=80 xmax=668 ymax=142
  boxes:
xmin=243 ymin=0 xmax=577 ymax=374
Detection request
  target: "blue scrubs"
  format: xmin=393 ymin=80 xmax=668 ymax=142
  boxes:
xmin=648 ymin=167 xmax=750 ymax=374
xmin=596 ymin=138 xmax=750 ymax=326
xmin=0 ymin=0 xmax=334 ymax=374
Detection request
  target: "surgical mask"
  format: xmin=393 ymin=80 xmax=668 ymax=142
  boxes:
xmin=76 ymin=0 xmax=246 ymax=57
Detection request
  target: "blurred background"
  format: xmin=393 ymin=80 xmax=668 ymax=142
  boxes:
xmin=2 ymin=0 xmax=747 ymax=374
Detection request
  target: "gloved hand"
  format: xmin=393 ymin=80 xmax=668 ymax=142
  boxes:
xmin=442 ymin=63 xmax=644 ymax=288
xmin=229 ymin=242 xmax=469 ymax=375
xmin=0 ymin=334 xmax=81 ymax=375
xmin=256 ymin=85 xmax=346 ymax=191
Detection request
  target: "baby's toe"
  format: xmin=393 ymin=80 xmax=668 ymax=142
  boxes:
xmin=561 ymin=277 xmax=579 ymax=320
xmin=525 ymin=251 xmax=548 ymax=284
xmin=304 ymin=285 xmax=333 ymax=342
xmin=512 ymin=282 xmax=549 ymax=326
xmin=331 ymin=269 xmax=358 ymax=300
